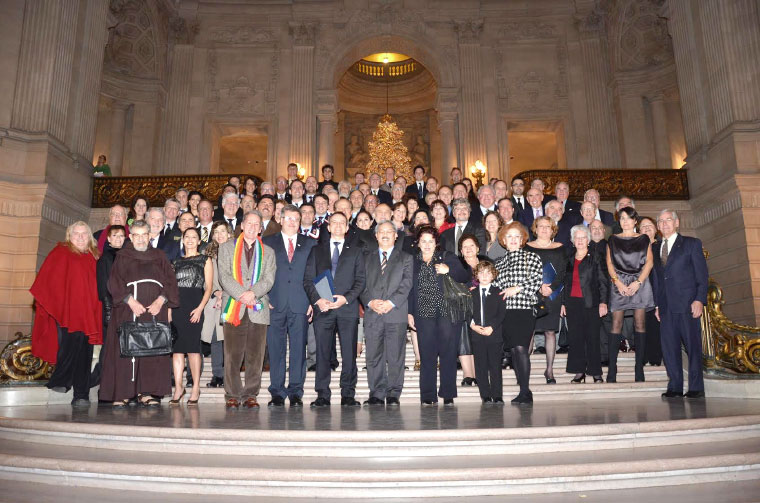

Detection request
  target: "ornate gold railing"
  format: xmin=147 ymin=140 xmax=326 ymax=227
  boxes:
xmin=0 ymin=333 xmax=53 ymax=383
xmin=516 ymin=169 xmax=689 ymax=200
xmin=92 ymin=174 xmax=240 ymax=208
xmin=702 ymin=281 xmax=760 ymax=374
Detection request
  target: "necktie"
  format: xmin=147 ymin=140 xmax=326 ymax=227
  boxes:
xmin=381 ymin=251 xmax=388 ymax=275
xmin=201 ymin=226 xmax=209 ymax=242
xmin=164 ymin=224 xmax=171 ymax=235
xmin=331 ymin=242 xmax=340 ymax=277
xmin=481 ymin=288 xmax=487 ymax=325
xmin=661 ymin=238 xmax=669 ymax=266
xmin=534 ymin=208 xmax=540 ymax=218
xmin=288 ymin=238 xmax=294 ymax=263
xmin=151 ymin=237 xmax=157 ymax=248
xmin=372 ymin=190 xmax=377 ymax=196
xmin=418 ymin=183 xmax=423 ymax=198
xmin=227 ymin=218 xmax=233 ymax=227
xmin=518 ymin=197 xmax=523 ymax=210
xmin=455 ymin=225 xmax=463 ymax=252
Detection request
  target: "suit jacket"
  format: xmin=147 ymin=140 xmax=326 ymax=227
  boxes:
xmin=554 ymin=215 xmax=580 ymax=247
xmin=470 ymin=284 xmax=506 ymax=333
xmin=440 ymin=222 xmax=486 ymax=255
xmin=158 ymin=230 xmax=181 ymax=262
xmin=275 ymin=192 xmax=291 ymax=203
xmin=562 ymin=248 xmax=610 ymax=307
xmin=652 ymin=234 xmax=708 ymax=314
xmin=561 ymin=199 xmax=582 ymax=216
xmin=408 ymin=250 xmax=471 ymax=318
xmin=379 ymin=182 xmax=394 ymax=193
xmin=317 ymin=180 xmax=339 ymax=193
xmin=217 ymin=238 xmax=276 ymax=324
xmin=517 ymin=206 xmax=544 ymax=232
xmin=262 ymin=233 xmax=316 ymax=315
xmin=406 ymin=182 xmax=428 ymax=200
xmin=212 ymin=207 xmax=243 ymax=223
xmin=360 ymin=247 xmax=413 ymax=325
xmin=599 ymin=208 xmax=615 ymax=227
xmin=260 ymin=220 xmax=281 ymax=238
xmin=303 ymin=239 xmax=366 ymax=318
xmin=468 ymin=203 xmax=497 ymax=227
xmin=511 ymin=195 xmax=527 ymax=216
xmin=371 ymin=189 xmax=392 ymax=205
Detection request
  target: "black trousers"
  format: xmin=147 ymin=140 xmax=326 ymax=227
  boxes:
xmin=645 ymin=310 xmax=663 ymax=365
xmin=565 ymin=297 xmax=602 ymax=376
xmin=416 ymin=316 xmax=459 ymax=401
xmin=313 ymin=312 xmax=358 ymax=400
xmin=471 ymin=330 xmax=503 ymax=399
xmin=47 ymin=325 xmax=93 ymax=400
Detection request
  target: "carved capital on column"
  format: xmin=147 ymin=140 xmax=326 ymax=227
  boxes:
xmin=315 ymin=89 xmax=337 ymax=116
xmin=169 ymin=16 xmax=199 ymax=45
xmin=574 ymin=7 xmax=605 ymax=35
xmin=453 ymin=19 xmax=484 ymax=44
xmin=436 ymin=88 xmax=459 ymax=114
xmin=289 ymin=21 xmax=317 ymax=46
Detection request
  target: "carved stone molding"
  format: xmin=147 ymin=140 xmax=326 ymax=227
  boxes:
xmin=289 ymin=22 xmax=317 ymax=46
xmin=454 ymin=19 xmax=484 ymax=44
xmin=205 ymin=49 xmax=280 ymax=117
xmin=169 ymin=16 xmax=198 ymax=45
xmin=575 ymin=8 xmax=605 ymax=34
xmin=92 ymin=174 xmax=236 ymax=208
xmin=517 ymin=169 xmax=689 ymax=200
xmin=209 ymin=26 xmax=276 ymax=45
xmin=497 ymin=21 xmax=557 ymax=40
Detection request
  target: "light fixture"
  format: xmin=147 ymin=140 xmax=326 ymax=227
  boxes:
xmin=383 ymin=53 xmax=389 ymax=64
xmin=470 ymin=160 xmax=487 ymax=189
xmin=296 ymin=162 xmax=306 ymax=181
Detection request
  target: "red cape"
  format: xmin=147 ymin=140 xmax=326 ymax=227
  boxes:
xmin=30 ymin=244 xmax=103 ymax=364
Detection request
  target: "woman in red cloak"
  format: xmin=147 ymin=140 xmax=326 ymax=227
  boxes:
xmin=30 ymin=221 xmax=102 ymax=407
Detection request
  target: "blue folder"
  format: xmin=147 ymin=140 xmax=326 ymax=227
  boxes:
xmin=543 ymin=262 xmax=563 ymax=301
xmin=314 ymin=269 xmax=336 ymax=300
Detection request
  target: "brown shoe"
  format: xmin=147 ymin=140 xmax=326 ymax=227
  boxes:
xmin=225 ymin=398 xmax=240 ymax=408
xmin=242 ymin=397 xmax=260 ymax=408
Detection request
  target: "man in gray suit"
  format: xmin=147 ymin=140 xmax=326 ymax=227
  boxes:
xmin=360 ymin=221 xmax=413 ymax=406
xmin=218 ymin=210 xmax=276 ymax=409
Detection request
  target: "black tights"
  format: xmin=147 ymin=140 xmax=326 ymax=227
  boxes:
xmin=609 ymin=309 xmax=647 ymax=382
xmin=511 ymin=345 xmax=531 ymax=395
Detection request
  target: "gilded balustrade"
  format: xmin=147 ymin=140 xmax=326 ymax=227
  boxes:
xmin=0 ymin=333 xmax=53 ymax=383
xmin=92 ymin=174 xmax=237 ymax=208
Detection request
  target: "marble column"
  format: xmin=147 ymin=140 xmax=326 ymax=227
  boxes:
xmin=316 ymin=90 xmax=337 ymax=172
xmin=454 ymin=20 xmax=488 ymax=173
xmin=438 ymin=113 xmax=458 ymax=181
xmin=576 ymin=11 xmax=621 ymax=170
xmin=109 ymin=103 xmax=128 ymax=176
xmin=649 ymin=94 xmax=671 ymax=170
xmin=160 ymin=44 xmax=194 ymax=174
xmin=288 ymin=22 xmax=316 ymax=176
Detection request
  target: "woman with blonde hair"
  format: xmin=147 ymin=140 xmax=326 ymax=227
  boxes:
xmin=30 ymin=221 xmax=102 ymax=406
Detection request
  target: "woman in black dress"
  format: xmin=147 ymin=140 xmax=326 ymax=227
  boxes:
xmin=605 ymin=207 xmax=654 ymax=382
xmin=525 ymin=216 xmax=567 ymax=384
xmin=639 ymin=216 xmax=663 ymax=366
xmin=170 ymin=227 xmax=213 ymax=405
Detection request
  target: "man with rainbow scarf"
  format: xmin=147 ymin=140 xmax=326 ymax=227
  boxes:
xmin=217 ymin=210 xmax=276 ymax=409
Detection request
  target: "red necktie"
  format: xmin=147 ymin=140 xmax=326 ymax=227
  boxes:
xmin=288 ymin=238 xmax=294 ymax=263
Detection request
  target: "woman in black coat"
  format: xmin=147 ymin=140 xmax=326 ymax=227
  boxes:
xmin=408 ymin=225 xmax=471 ymax=406
xmin=560 ymin=225 xmax=609 ymax=383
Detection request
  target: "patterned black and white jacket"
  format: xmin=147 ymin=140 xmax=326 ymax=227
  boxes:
xmin=494 ymin=248 xmax=543 ymax=310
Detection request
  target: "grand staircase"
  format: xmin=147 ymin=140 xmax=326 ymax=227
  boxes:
xmin=0 ymin=341 xmax=759 ymax=500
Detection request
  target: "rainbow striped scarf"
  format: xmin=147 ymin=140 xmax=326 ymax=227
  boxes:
xmin=222 ymin=235 xmax=264 ymax=326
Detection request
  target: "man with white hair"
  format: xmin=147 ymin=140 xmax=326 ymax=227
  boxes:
xmin=611 ymin=195 xmax=635 ymax=234
xmin=94 ymin=204 xmax=129 ymax=253
xmin=215 ymin=192 xmax=242 ymax=233
xmin=583 ymin=189 xmax=615 ymax=227
xmin=555 ymin=181 xmax=580 ymax=217
xmin=544 ymin=199 xmax=574 ymax=247
xmin=440 ymin=198 xmax=486 ymax=254
xmin=469 ymin=184 xmax=497 ymax=226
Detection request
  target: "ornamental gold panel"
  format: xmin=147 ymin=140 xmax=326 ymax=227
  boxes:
xmin=517 ymin=169 xmax=690 ymax=200
xmin=92 ymin=175 xmax=240 ymax=208
xmin=0 ymin=333 xmax=53 ymax=382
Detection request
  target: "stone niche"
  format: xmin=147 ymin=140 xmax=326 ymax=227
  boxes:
xmin=341 ymin=110 xmax=431 ymax=180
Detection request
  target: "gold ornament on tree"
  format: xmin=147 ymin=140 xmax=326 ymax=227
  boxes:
xmin=366 ymin=114 xmax=412 ymax=181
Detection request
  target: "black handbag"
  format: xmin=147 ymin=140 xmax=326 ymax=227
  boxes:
xmin=118 ymin=316 xmax=175 ymax=357
xmin=441 ymin=273 xmax=473 ymax=323
xmin=532 ymin=294 xmax=549 ymax=319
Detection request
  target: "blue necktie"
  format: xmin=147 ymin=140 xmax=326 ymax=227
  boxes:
xmin=331 ymin=242 xmax=340 ymax=277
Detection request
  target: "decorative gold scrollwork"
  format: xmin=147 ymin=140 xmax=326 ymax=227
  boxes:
xmin=92 ymin=174 xmax=247 ymax=208
xmin=517 ymin=169 xmax=689 ymax=200
xmin=702 ymin=281 xmax=760 ymax=374
xmin=0 ymin=332 xmax=54 ymax=382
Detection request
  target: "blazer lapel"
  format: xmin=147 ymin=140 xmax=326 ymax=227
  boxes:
xmin=664 ymin=235 xmax=684 ymax=271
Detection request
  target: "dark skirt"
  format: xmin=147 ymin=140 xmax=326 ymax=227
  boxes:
xmin=534 ymin=294 xmax=561 ymax=332
xmin=172 ymin=287 xmax=204 ymax=354
xmin=457 ymin=321 xmax=472 ymax=355
xmin=504 ymin=309 xmax=535 ymax=348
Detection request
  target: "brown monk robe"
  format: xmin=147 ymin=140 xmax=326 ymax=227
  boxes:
xmin=99 ymin=241 xmax=179 ymax=403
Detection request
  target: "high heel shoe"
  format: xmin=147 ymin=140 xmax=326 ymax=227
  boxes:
xmin=169 ymin=388 xmax=186 ymax=405
xmin=187 ymin=396 xmax=199 ymax=406
xmin=544 ymin=371 xmax=556 ymax=384
xmin=593 ymin=375 xmax=604 ymax=383
xmin=571 ymin=374 xmax=586 ymax=384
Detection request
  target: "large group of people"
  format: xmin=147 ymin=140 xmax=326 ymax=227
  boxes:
xmin=30 ymin=163 xmax=709 ymax=409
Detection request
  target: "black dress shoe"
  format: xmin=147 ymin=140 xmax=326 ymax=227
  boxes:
xmin=534 ymin=347 xmax=546 ymax=354
xmin=310 ymin=397 xmax=330 ymax=408
xmin=386 ymin=397 xmax=400 ymax=406
xmin=460 ymin=377 xmax=475 ymax=386
xmin=443 ymin=398 xmax=454 ymax=406
xmin=511 ymin=392 xmax=533 ymax=405
xmin=330 ymin=364 xmax=339 ymax=371
xmin=493 ymin=397 xmax=505 ymax=404
xmin=186 ymin=378 xmax=193 ymax=387
xmin=482 ymin=397 xmax=493 ymax=403
xmin=307 ymin=364 xmax=316 ymax=372
xmin=421 ymin=400 xmax=437 ymax=406
xmin=71 ymin=398 xmax=90 ymax=407
xmin=661 ymin=390 xmax=684 ymax=398
xmin=556 ymin=346 xmax=569 ymax=354
xmin=685 ymin=390 xmax=705 ymax=399
xmin=289 ymin=396 xmax=303 ymax=407
xmin=206 ymin=376 xmax=222 ymax=388
xmin=341 ymin=397 xmax=361 ymax=407
xmin=267 ymin=396 xmax=285 ymax=407
xmin=363 ymin=397 xmax=385 ymax=406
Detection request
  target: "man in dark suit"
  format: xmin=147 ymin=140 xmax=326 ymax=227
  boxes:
xmin=214 ymin=192 xmax=243 ymax=234
xmin=653 ymin=209 xmax=708 ymax=399
xmin=274 ymin=176 xmax=291 ymax=202
xmin=469 ymin=184 xmax=497 ymax=227
xmin=405 ymin=165 xmax=428 ymax=200
xmin=368 ymin=173 xmax=392 ymax=205
xmin=510 ymin=175 xmax=527 ymax=216
xmin=440 ymin=198 xmax=486 ymax=254
xmin=304 ymin=212 xmax=366 ymax=407
xmin=360 ymin=222 xmax=413 ymax=406
xmin=262 ymin=205 xmax=317 ymax=407
xmin=517 ymin=188 xmax=546 ymax=233
xmin=545 ymin=199 xmax=580 ymax=247
xmin=380 ymin=167 xmax=395 ymax=193
xmin=317 ymin=164 xmax=339 ymax=193
xmin=257 ymin=195 xmax=281 ymax=237
xmin=162 ymin=198 xmax=182 ymax=242
xmin=555 ymin=181 xmax=581 ymax=217
xmin=583 ymin=189 xmax=615 ymax=227
xmin=531 ymin=178 xmax=556 ymax=205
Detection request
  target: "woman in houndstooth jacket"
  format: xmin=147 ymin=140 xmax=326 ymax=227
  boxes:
xmin=494 ymin=222 xmax=543 ymax=405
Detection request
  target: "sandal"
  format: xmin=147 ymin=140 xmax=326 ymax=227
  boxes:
xmin=112 ymin=399 xmax=129 ymax=408
xmin=139 ymin=395 xmax=160 ymax=407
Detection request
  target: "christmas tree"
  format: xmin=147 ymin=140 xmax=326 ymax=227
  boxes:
xmin=366 ymin=114 xmax=412 ymax=181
